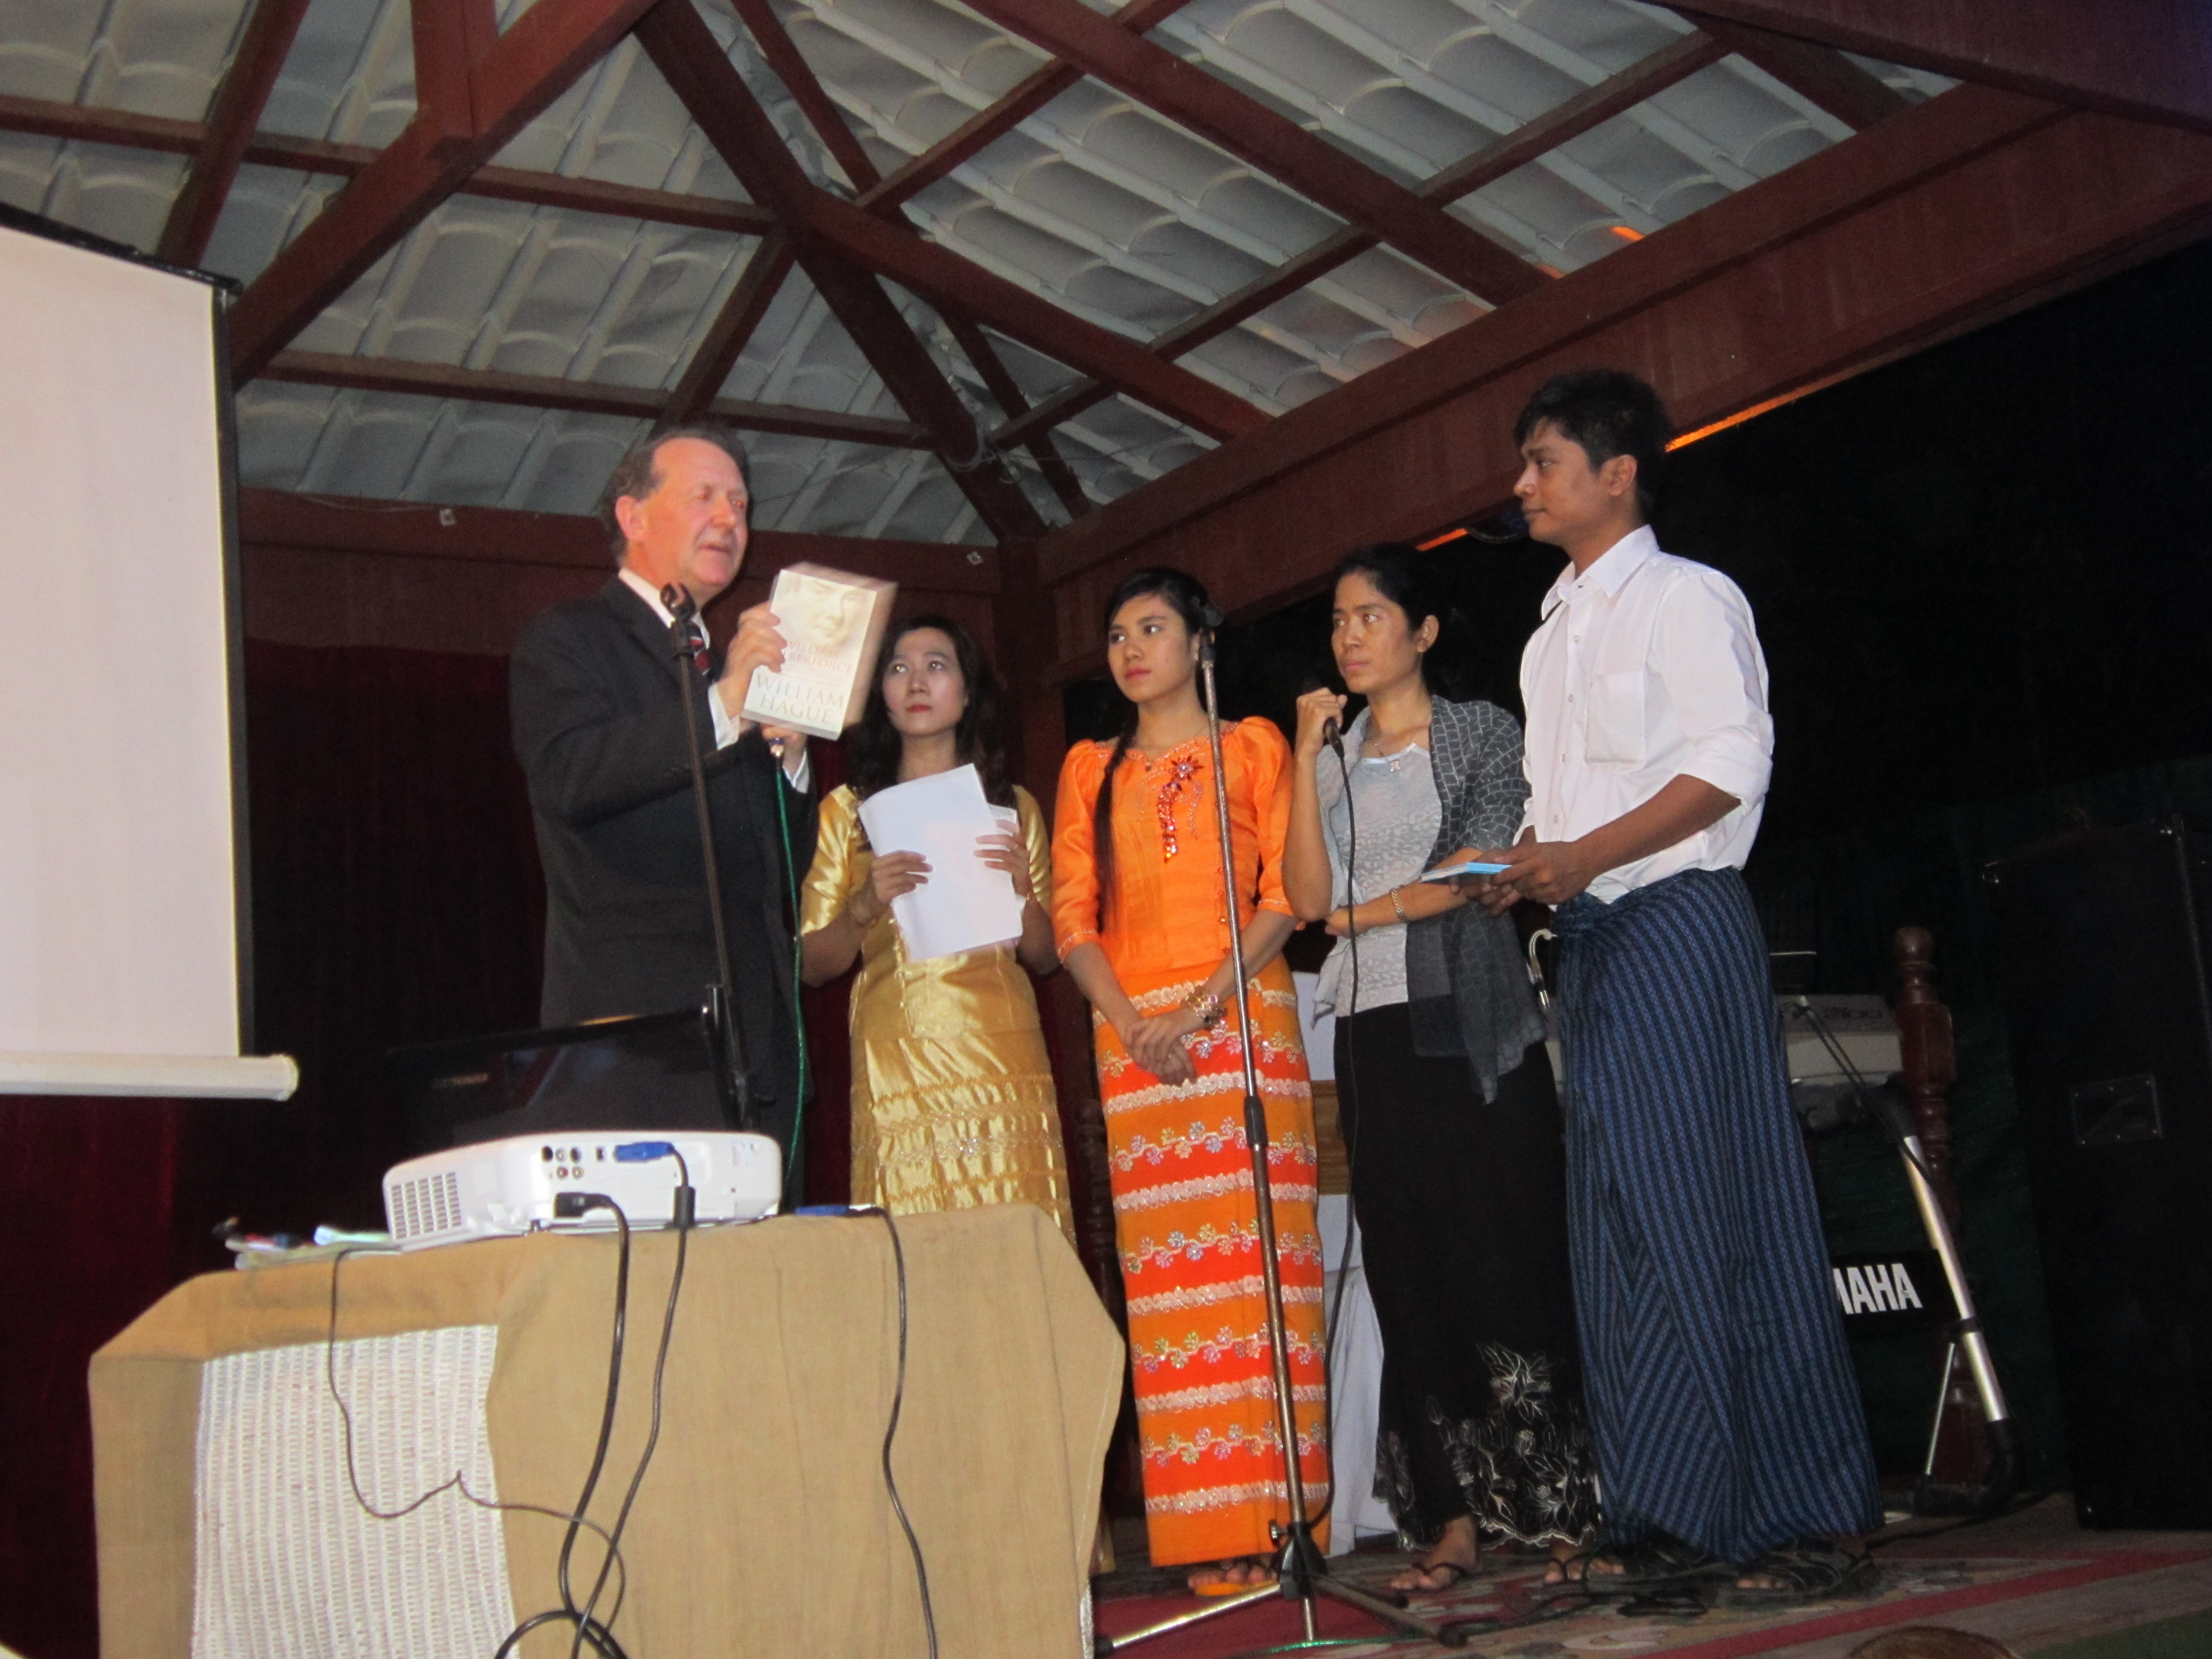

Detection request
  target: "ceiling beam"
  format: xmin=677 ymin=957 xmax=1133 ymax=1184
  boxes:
xmin=260 ymin=348 xmax=934 ymax=446
xmin=804 ymin=191 xmax=1261 ymax=442
xmin=723 ymin=0 xmax=879 ymax=193
xmin=637 ymin=0 xmax=1049 ymax=540
xmin=954 ymin=0 xmax=1546 ymax=308
xmin=0 ymin=93 xmax=781 ymax=237
xmin=1683 ymin=14 xmax=1911 ymax=130
xmin=854 ymin=0 xmax=1196 ymax=215
xmin=1027 ymin=82 xmax=2212 ymax=675
xmin=943 ymin=313 xmax=1092 ymax=520
xmin=411 ymin=0 xmax=500 ymax=144
xmin=228 ymin=0 xmax=662 ymax=378
xmin=637 ymin=0 xmax=1256 ymax=449
xmin=992 ymin=29 xmax=1728 ymax=451
xmin=238 ymin=486 xmax=1000 ymax=590
xmin=155 ymin=0 xmax=314 ymax=265
xmin=721 ymin=0 xmax=1090 ymax=520
xmin=661 ymin=232 xmax=795 ymax=426
xmin=1671 ymin=0 xmax=2212 ymax=133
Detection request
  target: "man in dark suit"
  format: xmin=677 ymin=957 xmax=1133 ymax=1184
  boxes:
xmin=508 ymin=428 xmax=817 ymax=1159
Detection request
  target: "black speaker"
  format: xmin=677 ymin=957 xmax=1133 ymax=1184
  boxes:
xmin=1984 ymin=817 xmax=2212 ymax=1527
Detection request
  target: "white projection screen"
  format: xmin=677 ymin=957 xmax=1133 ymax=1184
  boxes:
xmin=0 ymin=211 xmax=293 ymax=1098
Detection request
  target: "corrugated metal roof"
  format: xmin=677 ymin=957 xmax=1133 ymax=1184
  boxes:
xmin=0 ymin=0 xmax=1950 ymax=541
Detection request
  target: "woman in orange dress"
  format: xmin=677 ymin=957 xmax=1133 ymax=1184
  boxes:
xmin=1052 ymin=566 xmax=1329 ymax=1589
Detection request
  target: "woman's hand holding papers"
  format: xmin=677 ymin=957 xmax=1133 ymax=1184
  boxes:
xmin=849 ymin=851 xmax=929 ymax=928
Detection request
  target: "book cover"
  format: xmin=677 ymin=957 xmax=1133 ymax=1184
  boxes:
xmin=741 ymin=562 xmax=897 ymax=739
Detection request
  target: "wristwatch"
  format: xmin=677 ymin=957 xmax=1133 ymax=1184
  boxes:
xmin=1183 ymin=987 xmax=1225 ymax=1027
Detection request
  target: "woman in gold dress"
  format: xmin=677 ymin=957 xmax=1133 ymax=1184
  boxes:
xmin=798 ymin=614 xmax=1074 ymax=1238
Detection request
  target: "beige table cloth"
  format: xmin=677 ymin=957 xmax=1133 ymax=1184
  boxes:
xmin=93 ymin=1204 xmax=1123 ymax=1658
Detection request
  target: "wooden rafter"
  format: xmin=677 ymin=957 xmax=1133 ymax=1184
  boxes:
xmin=1030 ymin=83 xmax=2212 ymax=665
xmin=1683 ymin=13 xmax=1910 ymax=130
xmin=240 ymin=486 xmax=999 ymax=591
xmin=954 ymin=0 xmax=1546 ymax=308
xmin=723 ymin=0 xmax=879 ymax=193
xmin=1669 ymin=0 xmax=2212 ymax=133
xmin=637 ymin=0 xmax=1048 ymax=541
xmin=228 ymin=0 xmax=663 ymax=377
xmin=854 ymin=0 xmax=1197 ymax=215
xmin=155 ymin=0 xmax=314 ymax=265
xmin=411 ymin=0 xmax=501 ymax=144
xmin=636 ymin=1 xmax=1255 ymax=447
xmin=806 ymin=192 xmax=1261 ymax=442
xmin=0 ymin=93 xmax=778 ymax=236
xmin=994 ymin=30 xmax=1730 ymax=451
xmin=662 ymin=232 xmax=796 ymax=427
xmin=943 ymin=314 xmax=1092 ymax=519
xmin=260 ymin=349 xmax=933 ymax=446
xmin=721 ymin=0 xmax=1092 ymax=519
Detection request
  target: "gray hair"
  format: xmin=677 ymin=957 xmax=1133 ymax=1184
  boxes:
xmin=596 ymin=425 xmax=749 ymax=559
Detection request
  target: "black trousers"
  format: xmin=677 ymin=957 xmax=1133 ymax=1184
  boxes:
xmin=1334 ymin=1004 xmax=1599 ymax=1546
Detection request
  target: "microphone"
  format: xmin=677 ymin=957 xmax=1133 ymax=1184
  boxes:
xmin=659 ymin=582 xmax=695 ymax=621
xmin=1299 ymin=673 xmax=1344 ymax=757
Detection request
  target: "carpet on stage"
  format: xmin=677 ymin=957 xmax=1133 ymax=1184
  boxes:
xmin=1091 ymin=1530 xmax=2212 ymax=1658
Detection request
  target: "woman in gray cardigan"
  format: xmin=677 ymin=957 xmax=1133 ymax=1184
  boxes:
xmin=1284 ymin=545 xmax=1597 ymax=1590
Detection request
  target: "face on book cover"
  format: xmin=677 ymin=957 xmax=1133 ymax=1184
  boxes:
xmin=619 ymin=436 xmax=750 ymax=603
xmin=789 ymin=573 xmax=870 ymax=655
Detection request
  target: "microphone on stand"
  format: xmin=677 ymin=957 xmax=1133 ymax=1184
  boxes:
xmin=660 ymin=583 xmax=754 ymax=1133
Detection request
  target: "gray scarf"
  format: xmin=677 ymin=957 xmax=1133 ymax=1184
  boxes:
xmin=1403 ymin=697 xmax=1547 ymax=1101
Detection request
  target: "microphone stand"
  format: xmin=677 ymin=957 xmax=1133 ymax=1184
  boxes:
xmin=1099 ymin=633 xmax=1457 ymax=1654
xmin=662 ymin=586 xmax=754 ymax=1133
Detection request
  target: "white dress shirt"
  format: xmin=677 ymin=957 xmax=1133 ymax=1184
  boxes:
xmin=617 ymin=566 xmax=811 ymax=789
xmin=1517 ymin=525 xmax=1772 ymax=904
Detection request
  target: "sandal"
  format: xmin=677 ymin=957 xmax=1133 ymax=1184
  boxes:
xmin=1575 ymin=1531 xmax=1728 ymax=1590
xmin=1718 ymin=1539 xmax=1878 ymax=1608
xmin=1389 ymin=1558 xmax=1472 ymax=1593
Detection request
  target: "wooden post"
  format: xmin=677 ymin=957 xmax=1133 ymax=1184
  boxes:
xmin=1893 ymin=925 xmax=1962 ymax=1221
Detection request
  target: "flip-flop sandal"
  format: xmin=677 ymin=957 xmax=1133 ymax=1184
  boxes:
xmin=1580 ymin=1532 xmax=1729 ymax=1592
xmin=1390 ymin=1559 xmax=1473 ymax=1593
xmin=1716 ymin=1541 xmax=1879 ymax=1608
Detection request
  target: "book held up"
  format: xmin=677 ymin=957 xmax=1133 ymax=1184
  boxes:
xmin=741 ymin=562 xmax=896 ymax=739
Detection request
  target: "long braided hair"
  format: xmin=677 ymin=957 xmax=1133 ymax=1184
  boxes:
xmin=1089 ymin=567 xmax=1219 ymax=933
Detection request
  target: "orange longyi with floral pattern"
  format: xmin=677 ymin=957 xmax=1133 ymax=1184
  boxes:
xmin=1053 ymin=718 xmax=1330 ymax=1568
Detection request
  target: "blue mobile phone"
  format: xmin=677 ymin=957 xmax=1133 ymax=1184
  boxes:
xmin=1421 ymin=859 xmax=1510 ymax=880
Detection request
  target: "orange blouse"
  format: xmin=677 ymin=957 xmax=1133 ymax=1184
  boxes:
xmin=1051 ymin=718 xmax=1297 ymax=982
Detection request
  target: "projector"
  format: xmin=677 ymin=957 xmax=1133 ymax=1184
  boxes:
xmin=383 ymin=1130 xmax=782 ymax=1250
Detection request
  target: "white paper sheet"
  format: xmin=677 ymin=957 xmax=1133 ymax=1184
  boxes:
xmin=854 ymin=765 xmax=1025 ymax=963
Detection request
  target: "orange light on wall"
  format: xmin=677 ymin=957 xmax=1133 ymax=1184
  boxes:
xmin=1416 ymin=527 xmax=1469 ymax=551
xmin=1607 ymin=225 xmax=1644 ymax=242
xmin=1667 ymin=369 xmax=1854 ymax=451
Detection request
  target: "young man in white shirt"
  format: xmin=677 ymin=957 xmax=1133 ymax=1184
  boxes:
xmin=1463 ymin=371 xmax=1879 ymax=1602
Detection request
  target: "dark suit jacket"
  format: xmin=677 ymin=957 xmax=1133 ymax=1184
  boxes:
xmin=509 ymin=577 xmax=817 ymax=1132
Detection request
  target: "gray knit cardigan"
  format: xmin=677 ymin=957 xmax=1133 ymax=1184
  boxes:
xmin=1401 ymin=697 xmax=1548 ymax=1101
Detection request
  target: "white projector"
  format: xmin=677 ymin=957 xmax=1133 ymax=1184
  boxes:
xmin=383 ymin=1130 xmax=782 ymax=1250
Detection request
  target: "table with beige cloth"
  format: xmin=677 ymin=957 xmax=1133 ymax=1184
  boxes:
xmin=92 ymin=1204 xmax=1123 ymax=1659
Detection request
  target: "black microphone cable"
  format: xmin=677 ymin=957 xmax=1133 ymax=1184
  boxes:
xmin=852 ymin=1204 xmax=938 ymax=1659
xmin=322 ymin=1244 xmax=641 ymax=1659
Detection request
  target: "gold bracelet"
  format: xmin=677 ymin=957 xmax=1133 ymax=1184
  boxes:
xmin=1389 ymin=887 xmax=1408 ymax=924
xmin=1184 ymin=988 xmax=1225 ymax=1027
